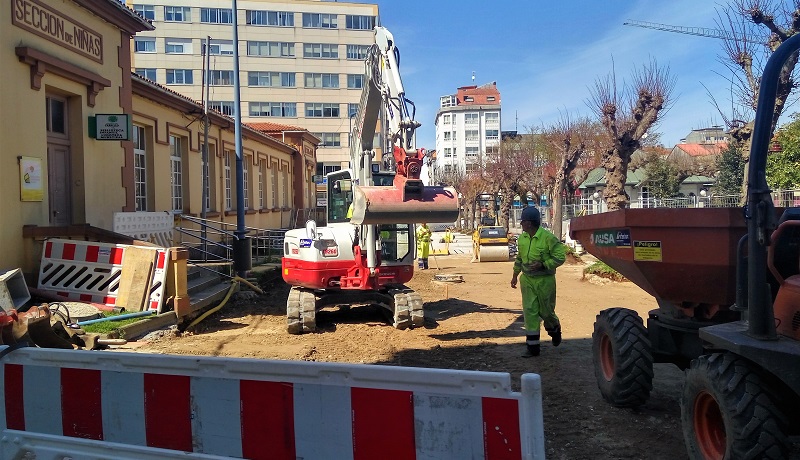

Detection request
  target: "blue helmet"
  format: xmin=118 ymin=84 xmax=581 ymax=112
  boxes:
xmin=521 ymin=206 xmax=541 ymax=225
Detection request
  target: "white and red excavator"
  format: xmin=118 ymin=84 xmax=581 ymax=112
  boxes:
xmin=281 ymin=26 xmax=459 ymax=333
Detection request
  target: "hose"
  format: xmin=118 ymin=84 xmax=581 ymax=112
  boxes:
xmin=184 ymin=276 xmax=263 ymax=331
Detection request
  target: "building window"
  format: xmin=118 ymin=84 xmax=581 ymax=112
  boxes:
xmin=464 ymin=96 xmax=474 ymax=102
xmin=249 ymin=102 xmax=297 ymax=117
xmin=165 ymin=38 xmax=192 ymax=54
xmin=246 ymin=10 xmax=294 ymax=26
xmin=201 ymin=8 xmax=232 ymax=24
xmin=271 ymin=163 xmax=278 ymax=208
xmin=440 ymin=95 xmax=456 ymax=107
xmin=348 ymin=103 xmax=359 ymax=117
xmin=282 ymin=169 xmax=290 ymax=207
xmin=444 ymin=148 xmax=452 ymax=158
xmin=303 ymin=43 xmax=338 ymax=59
xmin=444 ymin=164 xmax=453 ymax=174
xmin=133 ymin=125 xmax=147 ymax=211
xmin=166 ymin=69 xmax=193 ymax=84
xmin=485 ymin=112 xmax=499 ymax=125
xmin=466 ymin=164 xmax=479 ymax=174
xmin=134 ymin=37 xmax=156 ymax=53
xmin=443 ymin=132 xmax=451 ymax=141
xmin=465 ymin=113 xmax=479 ymax=125
xmin=133 ymin=4 xmax=155 ymax=20
xmin=170 ymin=136 xmax=184 ymax=212
xmin=347 ymin=74 xmax=364 ymax=89
xmin=302 ymin=13 xmax=337 ymax=29
xmin=258 ymin=159 xmax=266 ymax=209
xmin=466 ymin=146 xmax=479 ymax=158
xmin=224 ymin=149 xmax=233 ymax=210
xmin=346 ymin=15 xmax=374 ymax=30
xmin=442 ymin=114 xmax=451 ymax=125
xmin=486 ymin=129 xmax=499 ymax=140
xmin=209 ymin=101 xmax=235 ymax=116
xmin=465 ymin=130 xmax=479 ymax=141
xmin=306 ymin=103 xmax=340 ymax=118
xmin=135 ymin=68 xmax=156 ymax=81
xmin=314 ymin=133 xmax=341 ymax=147
xmin=247 ymin=41 xmax=295 ymax=57
xmin=248 ymin=71 xmax=295 ymax=87
xmin=201 ymin=39 xmax=234 ymax=55
xmin=164 ymin=6 xmax=190 ymax=22
xmin=243 ymin=157 xmax=250 ymax=209
xmin=304 ymin=73 xmax=339 ymax=88
xmin=208 ymin=70 xmax=235 ymax=86
xmin=346 ymin=44 xmax=369 ymax=60
xmin=487 ymin=96 xmax=496 ymax=102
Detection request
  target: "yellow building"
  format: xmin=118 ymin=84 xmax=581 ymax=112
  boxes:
xmin=1 ymin=0 xmax=317 ymax=279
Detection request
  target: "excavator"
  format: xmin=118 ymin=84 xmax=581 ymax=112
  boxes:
xmin=281 ymin=27 xmax=459 ymax=334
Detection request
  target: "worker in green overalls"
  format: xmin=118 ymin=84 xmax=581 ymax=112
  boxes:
xmin=510 ymin=207 xmax=565 ymax=357
xmin=416 ymin=223 xmax=432 ymax=269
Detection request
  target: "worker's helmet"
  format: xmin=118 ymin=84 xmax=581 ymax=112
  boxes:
xmin=520 ymin=206 xmax=541 ymax=225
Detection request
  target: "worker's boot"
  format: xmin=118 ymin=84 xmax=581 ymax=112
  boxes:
xmin=418 ymin=259 xmax=425 ymax=269
xmin=522 ymin=334 xmax=540 ymax=357
xmin=423 ymin=259 xmax=429 ymax=270
xmin=547 ymin=324 xmax=562 ymax=347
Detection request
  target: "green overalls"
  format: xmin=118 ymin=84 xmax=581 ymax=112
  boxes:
xmin=513 ymin=227 xmax=566 ymax=336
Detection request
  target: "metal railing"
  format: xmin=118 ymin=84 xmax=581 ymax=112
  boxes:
xmin=560 ymin=189 xmax=800 ymax=217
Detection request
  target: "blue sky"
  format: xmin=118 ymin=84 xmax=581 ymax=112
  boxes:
xmin=377 ymin=0 xmax=757 ymax=149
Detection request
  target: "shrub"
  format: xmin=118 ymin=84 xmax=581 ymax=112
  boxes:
xmin=582 ymin=261 xmax=626 ymax=281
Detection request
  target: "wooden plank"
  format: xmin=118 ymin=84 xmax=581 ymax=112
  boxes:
xmin=117 ymin=247 xmax=157 ymax=312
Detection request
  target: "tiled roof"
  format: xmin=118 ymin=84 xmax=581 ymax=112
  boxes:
xmin=246 ymin=122 xmax=308 ymax=133
xmin=672 ymin=143 xmax=727 ymax=157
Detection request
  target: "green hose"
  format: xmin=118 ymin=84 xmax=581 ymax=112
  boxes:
xmin=185 ymin=276 xmax=264 ymax=331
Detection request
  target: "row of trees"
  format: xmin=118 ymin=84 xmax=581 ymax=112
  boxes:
xmin=433 ymin=1 xmax=800 ymax=239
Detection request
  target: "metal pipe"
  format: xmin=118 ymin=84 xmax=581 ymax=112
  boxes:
xmin=746 ymin=33 xmax=800 ymax=339
xmin=202 ymin=35 xmax=211 ymax=261
xmin=77 ymin=310 xmax=155 ymax=326
xmin=231 ymin=0 xmax=250 ymax=276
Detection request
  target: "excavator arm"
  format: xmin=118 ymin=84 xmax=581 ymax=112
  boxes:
xmin=348 ymin=27 xmax=458 ymax=226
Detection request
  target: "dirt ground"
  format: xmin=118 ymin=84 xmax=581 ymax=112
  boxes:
xmin=127 ymin=252 xmax=706 ymax=460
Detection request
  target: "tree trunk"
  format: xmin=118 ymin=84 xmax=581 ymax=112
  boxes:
xmin=499 ymin=189 xmax=513 ymax=233
xmin=602 ymin=147 xmax=630 ymax=211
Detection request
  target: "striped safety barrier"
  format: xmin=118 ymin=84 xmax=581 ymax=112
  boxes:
xmin=0 ymin=347 xmax=545 ymax=460
xmin=113 ymin=211 xmax=174 ymax=247
xmin=37 ymin=239 xmax=169 ymax=312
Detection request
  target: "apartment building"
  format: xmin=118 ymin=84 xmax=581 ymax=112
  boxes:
xmin=433 ymin=82 xmax=502 ymax=180
xmin=128 ymin=0 xmax=379 ymax=175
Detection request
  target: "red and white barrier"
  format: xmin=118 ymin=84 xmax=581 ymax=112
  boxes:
xmin=0 ymin=347 xmax=545 ymax=459
xmin=37 ymin=239 xmax=169 ymax=312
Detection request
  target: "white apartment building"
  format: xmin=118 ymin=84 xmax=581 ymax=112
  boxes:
xmin=127 ymin=0 xmax=379 ymax=175
xmin=433 ymin=82 xmax=501 ymax=181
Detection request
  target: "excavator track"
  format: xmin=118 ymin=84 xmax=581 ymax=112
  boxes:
xmin=388 ymin=288 xmax=424 ymax=330
xmin=287 ymin=287 xmax=317 ymax=334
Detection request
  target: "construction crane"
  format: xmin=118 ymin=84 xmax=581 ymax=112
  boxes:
xmin=623 ymin=19 xmax=770 ymax=41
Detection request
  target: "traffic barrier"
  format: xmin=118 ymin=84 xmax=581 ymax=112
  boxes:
xmin=113 ymin=211 xmax=174 ymax=247
xmin=37 ymin=239 xmax=168 ymax=312
xmin=0 ymin=347 xmax=546 ymax=459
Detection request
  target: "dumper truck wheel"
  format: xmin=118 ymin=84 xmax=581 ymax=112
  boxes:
xmin=681 ymin=353 xmax=788 ymax=460
xmin=592 ymin=308 xmax=654 ymax=407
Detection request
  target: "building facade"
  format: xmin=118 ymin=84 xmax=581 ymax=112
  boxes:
xmin=127 ymin=0 xmax=379 ymax=176
xmin=433 ymin=82 xmax=502 ymax=181
xmin=1 ymin=0 xmax=316 ymax=277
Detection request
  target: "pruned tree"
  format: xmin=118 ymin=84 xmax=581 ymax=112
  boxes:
xmin=484 ymin=132 xmax=546 ymax=231
xmin=541 ymin=115 xmax=603 ymax=240
xmin=589 ymin=59 xmax=675 ymax=210
xmin=715 ymin=1 xmax=800 ymax=147
xmin=641 ymin=151 xmax=681 ymax=199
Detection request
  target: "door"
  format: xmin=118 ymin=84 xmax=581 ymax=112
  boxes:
xmin=46 ymin=95 xmax=71 ymax=226
xmin=47 ymin=143 xmax=71 ymax=225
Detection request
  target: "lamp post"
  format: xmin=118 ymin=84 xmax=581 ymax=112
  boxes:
xmin=231 ymin=0 xmax=251 ymax=276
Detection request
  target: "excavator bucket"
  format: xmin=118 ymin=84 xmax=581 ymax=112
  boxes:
xmin=350 ymin=184 xmax=459 ymax=225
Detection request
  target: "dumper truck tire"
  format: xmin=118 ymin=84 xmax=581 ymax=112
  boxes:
xmin=592 ymin=308 xmax=654 ymax=408
xmin=681 ymin=353 xmax=789 ymax=460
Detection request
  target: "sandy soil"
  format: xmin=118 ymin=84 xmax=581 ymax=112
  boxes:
xmin=128 ymin=252 xmax=705 ymax=460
